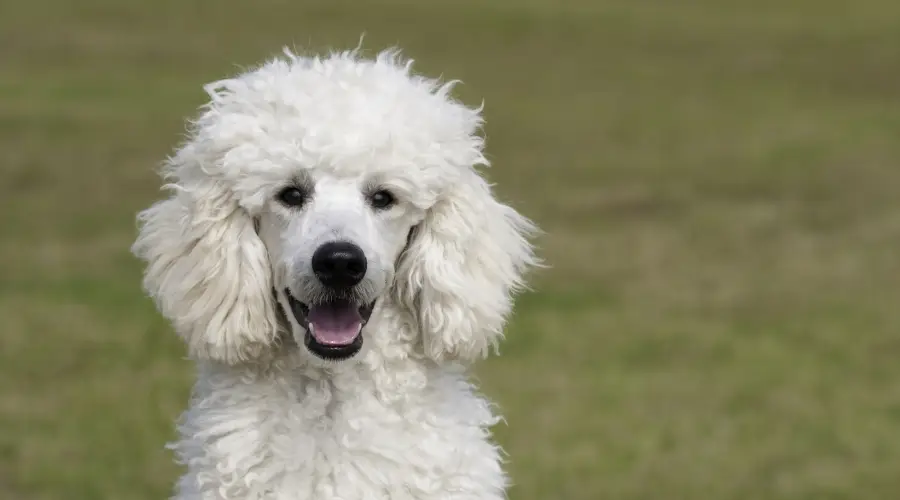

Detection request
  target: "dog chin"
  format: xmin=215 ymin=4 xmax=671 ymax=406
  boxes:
xmin=284 ymin=288 xmax=375 ymax=362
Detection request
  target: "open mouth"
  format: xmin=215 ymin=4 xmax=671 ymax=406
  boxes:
xmin=284 ymin=289 xmax=375 ymax=360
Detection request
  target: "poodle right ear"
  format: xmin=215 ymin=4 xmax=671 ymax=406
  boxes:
xmin=394 ymin=167 xmax=539 ymax=363
xmin=132 ymin=154 xmax=280 ymax=365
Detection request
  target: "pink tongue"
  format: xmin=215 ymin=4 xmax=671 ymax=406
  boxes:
xmin=307 ymin=301 xmax=362 ymax=346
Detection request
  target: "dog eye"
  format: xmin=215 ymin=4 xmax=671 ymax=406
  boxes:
xmin=369 ymin=189 xmax=396 ymax=210
xmin=277 ymin=186 xmax=307 ymax=207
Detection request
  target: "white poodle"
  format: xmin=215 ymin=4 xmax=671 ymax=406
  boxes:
xmin=132 ymin=48 xmax=538 ymax=500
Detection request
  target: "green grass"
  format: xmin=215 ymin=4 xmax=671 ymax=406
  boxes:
xmin=3 ymin=0 xmax=900 ymax=498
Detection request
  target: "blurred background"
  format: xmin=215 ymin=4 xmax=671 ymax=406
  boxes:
xmin=3 ymin=0 xmax=900 ymax=498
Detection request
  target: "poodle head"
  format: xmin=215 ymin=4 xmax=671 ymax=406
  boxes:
xmin=132 ymin=49 xmax=537 ymax=366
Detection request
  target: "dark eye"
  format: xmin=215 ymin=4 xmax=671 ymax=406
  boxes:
xmin=369 ymin=189 xmax=396 ymax=210
xmin=277 ymin=186 xmax=307 ymax=207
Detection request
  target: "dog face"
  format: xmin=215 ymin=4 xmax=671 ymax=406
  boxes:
xmin=132 ymin=49 xmax=537 ymax=366
xmin=256 ymin=170 xmax=425 ymax=362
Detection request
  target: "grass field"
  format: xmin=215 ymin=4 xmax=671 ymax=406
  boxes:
xmin=3 ymin=0 xmax=900 ymax=498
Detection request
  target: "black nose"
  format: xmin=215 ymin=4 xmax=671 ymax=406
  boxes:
xmin=311 ymin=241 xmax=367 ymax=289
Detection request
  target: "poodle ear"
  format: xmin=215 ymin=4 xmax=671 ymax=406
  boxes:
xmin=132 ymin=157 xmax=280 ymax=364
xmin=395 ymin=168 xmax=538 ymax=363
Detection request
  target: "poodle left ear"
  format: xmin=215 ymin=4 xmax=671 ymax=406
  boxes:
xmin=395 ymin=168 xmax=538 ymax=363
xmin=132 ymin=153 xmax=280 ymax=365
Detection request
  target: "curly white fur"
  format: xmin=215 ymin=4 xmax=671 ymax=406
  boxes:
xmin=132 ymin=48 xmax=537 ymax=500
